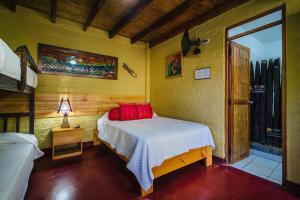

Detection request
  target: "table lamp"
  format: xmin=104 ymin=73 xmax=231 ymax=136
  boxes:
xmin=57 ymin=98 xmax=72 ymax=128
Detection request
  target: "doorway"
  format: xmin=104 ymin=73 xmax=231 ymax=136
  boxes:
xmin=225 ymin=5 xmax=286 ymax=185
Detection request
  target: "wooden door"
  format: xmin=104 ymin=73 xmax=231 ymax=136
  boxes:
xmin=228 ymin=41 xmax=251 ymax=163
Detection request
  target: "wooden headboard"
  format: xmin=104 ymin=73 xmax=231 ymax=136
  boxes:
xmin=0 ymin=92 xmax=144 ymax=135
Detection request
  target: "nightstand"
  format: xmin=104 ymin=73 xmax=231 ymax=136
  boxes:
xmin=52 ymin=127 xmax=83 ymax=160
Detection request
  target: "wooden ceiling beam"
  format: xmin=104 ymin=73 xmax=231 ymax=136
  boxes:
xmin=130 ymin=0 xmax=200 ymax=44
xmin=7 ymin=0 xmax=16 ymax=12
xmin=50 ymin=0 xmax=57 ymax=23
xmin=83 ymin=0 xmax=106 ymax=31
xmin=149 ymin=0 xmax=250 ymax=48
xmin=109 ymin=0 xmax=153 ymax=39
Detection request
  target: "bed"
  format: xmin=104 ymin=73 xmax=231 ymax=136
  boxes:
xmin=0 ymin=39 xmax=37 ymax=87
xmin=95 ymin=112 xmax=215 ymax=196
xmin=0 ymin=133 xmax=43 ymax=200
xmin=0 ymin=60 xmax=38 ymax=88
xmin=0 ymin=39 xmax=42 ymax=200
xmin=0 ymin=39 xmax=39 ymax=134
xmin=0 ymin=39 xmax=39 ymax=93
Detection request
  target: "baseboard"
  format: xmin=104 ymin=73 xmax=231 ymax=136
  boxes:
xmin=285 ymin=179 xmax=300 ymax=197
xmin=213 ymin=155 xmax=226 ymax=164
xmin=41 ymin=141 xmax=94 ymax=156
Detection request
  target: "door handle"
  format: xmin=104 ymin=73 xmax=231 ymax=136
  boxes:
xmin=248 ymin=100 xmax=253 ymax=104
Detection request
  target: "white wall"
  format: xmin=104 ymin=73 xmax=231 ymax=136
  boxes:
xmin=265 ymin=40 xmax=282 ymax=60
xmin=233 ymin=30 xmax=282 ymax=63
xmin=234 ymin=33 xmax=266 ymax=61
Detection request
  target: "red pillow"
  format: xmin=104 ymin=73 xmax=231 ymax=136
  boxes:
xmin=119 ymin=103 xmax=138 ymax=121
xmin=108 ymin=108 xmax=120 ymax=120
xmin=136 ymin=103 xmax=153 ymax=119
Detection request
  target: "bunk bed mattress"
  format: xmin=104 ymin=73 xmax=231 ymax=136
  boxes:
xmin=0 ymin=39 xmax=38 ymax=88
xmin=26 ymin=67 xmax=38 ymax=88
xmin=0 ymin=65 xmax=38 ymax=88
xmin=0 ymin=144 xmax=34 ymax=200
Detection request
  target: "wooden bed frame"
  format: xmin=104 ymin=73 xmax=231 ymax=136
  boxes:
xmin=0 ymin=45 xmax=39 ymax=134
xmin=93 ymin=130 xmax=212 ymax=197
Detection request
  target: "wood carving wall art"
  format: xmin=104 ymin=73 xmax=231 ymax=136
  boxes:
xmin=38 ymin=43 xmax=118 ymax=80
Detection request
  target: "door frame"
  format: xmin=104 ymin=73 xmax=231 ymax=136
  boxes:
xmin=224 ymin=4 xmax=287 ymax=185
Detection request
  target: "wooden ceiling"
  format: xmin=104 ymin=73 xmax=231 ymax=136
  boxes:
xmin=7 ymin=0 xmax=248 ymax=47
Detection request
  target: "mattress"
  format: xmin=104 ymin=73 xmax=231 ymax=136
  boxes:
xmin=26 ymin=67 xmax=38 ymax=88
xmin=0 ymin=39 xmax=38 ymax=88
xmin=0 ymin=144 xmax=34 ymax=200
xmin=97 ymin=113 xmax=215 ymax=191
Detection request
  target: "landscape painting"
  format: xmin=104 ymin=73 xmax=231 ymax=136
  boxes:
xmin=38 ymin=44 xmax=118 ymax=80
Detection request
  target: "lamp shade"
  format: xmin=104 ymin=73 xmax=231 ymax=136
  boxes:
xmin=57 ymin=98 xmax=72 ymax=114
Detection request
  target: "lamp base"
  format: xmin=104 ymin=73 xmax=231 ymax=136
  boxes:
xmin=61 ymin=114 xmax=70 ymax=128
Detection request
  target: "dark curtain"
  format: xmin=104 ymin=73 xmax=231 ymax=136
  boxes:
xmin=249 ymin=58 xmax=282 ymax=148
xmin=266 ymin=59 xmax=274 ymax=145
xmin=250 ymin=62 xmax=255 ymax=142
xmin=273 ymin=58 xmax=282 ymax=147
xmin=259 ymin=60 xmax=267 ymax=144
xmin=253 ymin=61 xmax=261 ymax=142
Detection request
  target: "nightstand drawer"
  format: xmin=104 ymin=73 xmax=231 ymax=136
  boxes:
xmin=53 ymin=129 xmax=83 ymax=146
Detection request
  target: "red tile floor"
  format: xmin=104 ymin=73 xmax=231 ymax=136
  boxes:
xmin=25 ymin=146 xmax=299 ymax=200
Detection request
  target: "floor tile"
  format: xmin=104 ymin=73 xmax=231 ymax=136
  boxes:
xmin=268 ymin=177 xmax=282 ymax=185
xmin=250 ymin=149 xmax=274 ymax=160
xmin=243 ymin=162 xmax=274 ymax=178
xmin=231 ymin=151 xmax=283 ymax=186
xmin=243 ymin=167 xmax=268 ymax=179
xmin=269 ymin=164 xmax=282 ymax=181
xmin=250 ymin=143 xmax=282 ymax=156
xmin=251 ymin=156 xmax=279 ymax=169
xmin=273 ymin=155 xmax=282 ymax=162
xmin=231 ymin=154 xmax=256 ymax=169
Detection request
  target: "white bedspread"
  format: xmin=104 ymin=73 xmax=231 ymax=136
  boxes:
xmin=97 ymin=113 xmax=215 ymax=191
xmin=0 ymin=133 xmax=44 ymax=200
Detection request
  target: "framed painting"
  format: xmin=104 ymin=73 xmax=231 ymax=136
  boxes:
xmin=38 ymin=43 xmax=118 ymax=80
xmin=165 ymin=52 xmax=183 ymax=78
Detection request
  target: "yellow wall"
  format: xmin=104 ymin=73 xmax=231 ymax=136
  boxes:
xmin=286 ymin=2 xmax=300 ymax=185
xmin=0 ymin=5 xmax=149 ymax=148
xmin=150 ymin=0 xmax=300 ymax=184
xmin=0 ymin=0 xmax=299 ymax=185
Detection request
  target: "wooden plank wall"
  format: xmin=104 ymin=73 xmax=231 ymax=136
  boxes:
xmin=0 ymin=92 xmax=145 ymax=148
xmin=0 ymin=92 xmax=145 ymax=118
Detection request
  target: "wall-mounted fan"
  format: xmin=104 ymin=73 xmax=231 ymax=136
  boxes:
xmin=181 ymin=29 xmax=209 ymax=57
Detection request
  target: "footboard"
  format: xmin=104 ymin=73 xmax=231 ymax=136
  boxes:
xmin=141 ymin=146 xmax=212 ymax=196
xmin=153 ymin=146 xmax=212 ymax=178
xmin=93 ymin=130 xmax=212 ymax=197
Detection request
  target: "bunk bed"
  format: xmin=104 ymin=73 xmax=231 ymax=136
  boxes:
xmin=0 ymin=39 xmax=43 ymax=200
